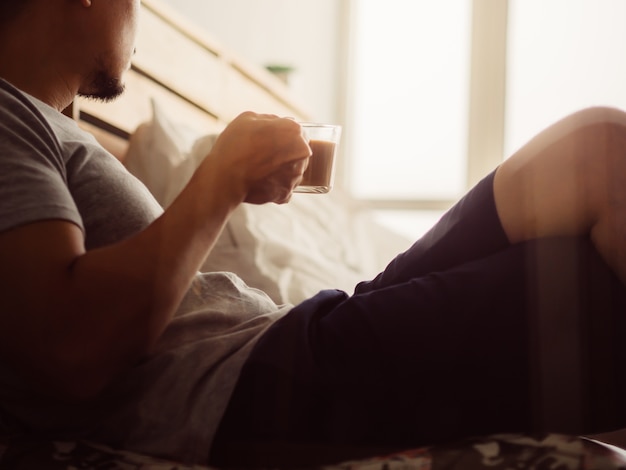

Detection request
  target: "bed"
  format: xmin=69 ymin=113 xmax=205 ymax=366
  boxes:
xmin=2 ymin=0 xmax=626 ymax=468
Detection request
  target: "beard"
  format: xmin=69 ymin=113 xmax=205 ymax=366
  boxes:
xmin=78 ymin=60 xmax=126 ymax=102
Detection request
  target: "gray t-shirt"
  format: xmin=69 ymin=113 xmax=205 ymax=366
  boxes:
xmin=0 ymin=79 xmax=292 ymax=463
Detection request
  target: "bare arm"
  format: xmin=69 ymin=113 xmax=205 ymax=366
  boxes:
xmin=0 ymin=112 xmax=311 ymax=401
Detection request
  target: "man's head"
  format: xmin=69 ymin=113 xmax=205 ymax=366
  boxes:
xmin=0 ymin=0 xmax=140 ymax=109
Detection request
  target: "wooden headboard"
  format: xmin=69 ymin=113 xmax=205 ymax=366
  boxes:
xmin=66 ymin=0 xmax=312 ymax=161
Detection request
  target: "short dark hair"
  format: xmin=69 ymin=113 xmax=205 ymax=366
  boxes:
xmin=0 ymin=1 xmax=32 ymax=27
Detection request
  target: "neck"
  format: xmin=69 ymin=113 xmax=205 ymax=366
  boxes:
xmin=0 ymin=14 xmax=79 ymax=111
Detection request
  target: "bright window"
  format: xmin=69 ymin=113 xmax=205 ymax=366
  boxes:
xmin=505 ymin=0 xmax=626 ymax=156
xmin=346 ymin=0 xmax=472 ymax=202
xmin=347 ymin=0 xmax=626 ymax=240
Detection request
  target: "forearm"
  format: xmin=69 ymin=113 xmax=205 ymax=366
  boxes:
xmin=53 ymin=156 xmax=243 ymax=398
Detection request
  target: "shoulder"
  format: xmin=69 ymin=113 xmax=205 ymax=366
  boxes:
xmin=0 ymin=79 xmax=51 ymax=126
xmin=0 ymin=79 xmax=84 ymax=233
xmin=0 ymin=79 xmax=65 ymax=162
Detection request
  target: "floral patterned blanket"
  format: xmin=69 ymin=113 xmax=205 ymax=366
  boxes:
xmin=1 ymin=433 xmax=626 ymax=469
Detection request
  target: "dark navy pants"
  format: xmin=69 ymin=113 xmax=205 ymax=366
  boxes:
xmin=211 ymin=171 xmax=626 ymax=467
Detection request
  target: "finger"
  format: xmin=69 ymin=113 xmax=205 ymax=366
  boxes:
xmin=291 ymin=156 xmax=309 ymax=174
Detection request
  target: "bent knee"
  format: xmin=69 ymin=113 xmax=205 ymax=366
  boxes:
xmin=572 ymin=106 xmax=626 ymax=125
xmin=560 ymin=107 xmax=626 ymax=171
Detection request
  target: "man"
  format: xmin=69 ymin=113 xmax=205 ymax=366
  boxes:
xmin=0 ymin=0 xmax=625 ymax=467
xmin=0 ymin=0 xmax=310 ymax=462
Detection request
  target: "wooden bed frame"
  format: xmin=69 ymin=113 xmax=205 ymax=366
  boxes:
xmin=65 ymin=0 xmax=312 ymax=161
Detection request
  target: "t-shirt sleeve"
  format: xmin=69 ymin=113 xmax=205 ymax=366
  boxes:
xmin=0 ymin=89 xmax=83 ymax=235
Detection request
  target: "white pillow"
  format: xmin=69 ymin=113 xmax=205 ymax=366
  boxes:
xmin=228 ymin=193 xmax=387 ymax=304
xmin=124 ymin=102 xmax=412 ymax=305
xmin=124 ymin=99 xmax=217 ymax=208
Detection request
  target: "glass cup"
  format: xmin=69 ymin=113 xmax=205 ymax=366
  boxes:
xmin=294 ymin=123 xmax=342 ymax=194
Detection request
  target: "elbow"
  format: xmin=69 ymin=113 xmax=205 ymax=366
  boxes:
xmin=41 ymin=311 xmax=156 ymax=403
xmin=2 ymin=344 xmax=115 ymax=404
xmin=39 ymin=360 xmax=115 ymax=403
xmin=35 ymin=343 xmax=140 ymax=403
xmin=55 ymin=369 xmax=114 ymax=403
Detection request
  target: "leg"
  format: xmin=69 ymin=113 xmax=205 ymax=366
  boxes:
xmin=212 ymin=245 xmax=533 ymax=467
xmin=359 ymin=107 xmax=626 ymax=295
xmin=495 ymin=106 xmax=626 ymax=284
xmin=355 ymin=170 xmax=510 ymax=294
xmin=212 ymin=238 xmax=626 ymax=468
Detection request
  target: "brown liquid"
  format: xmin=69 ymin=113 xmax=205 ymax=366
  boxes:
xmin=299 ymin=139 xmax=336 ymax=189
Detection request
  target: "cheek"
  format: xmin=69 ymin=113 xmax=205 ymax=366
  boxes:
xmin=119 ymin=17 xmax=139 ymax=68
xmin=117 ymin=1 xmax=140 ymax=59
